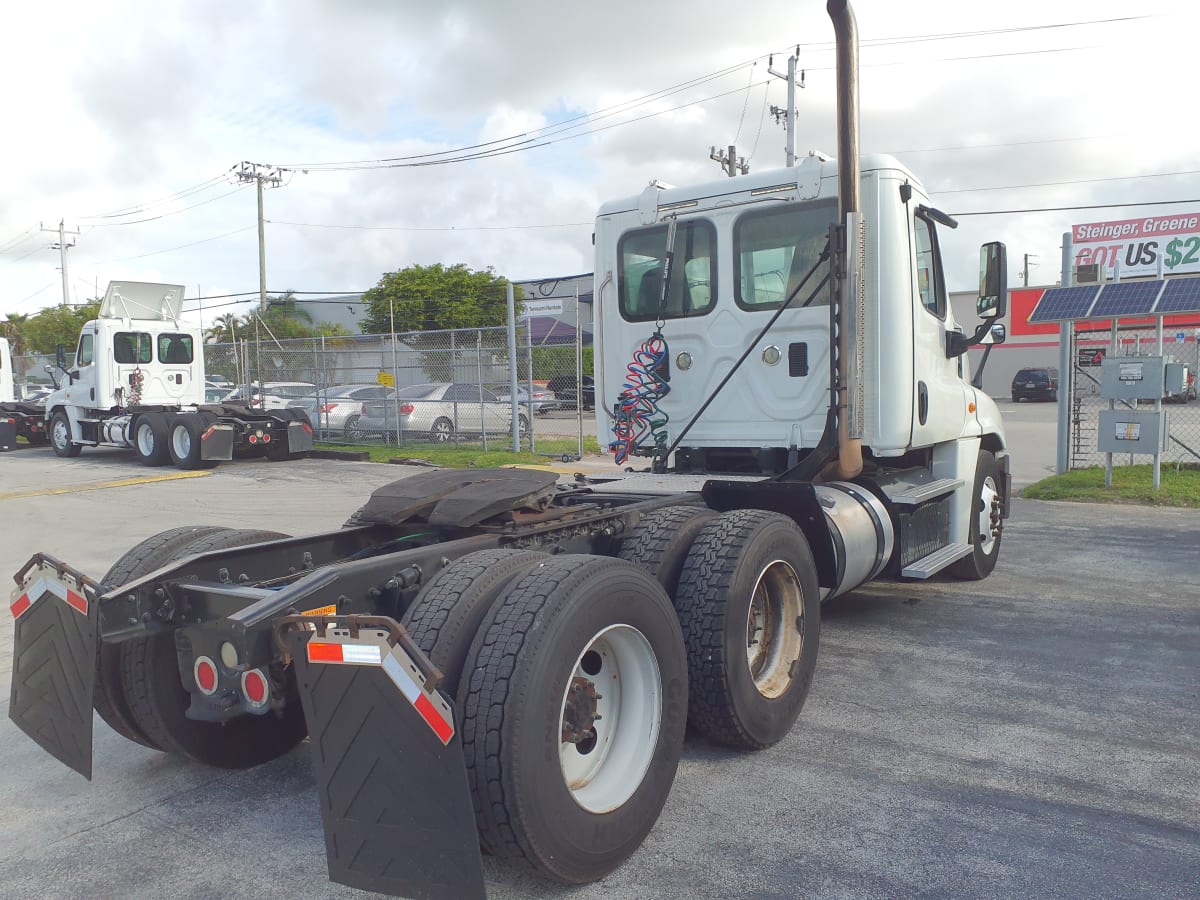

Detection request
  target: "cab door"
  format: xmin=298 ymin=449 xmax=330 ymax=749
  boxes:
xmin=909 ymin=211 xmax=970 ymax=447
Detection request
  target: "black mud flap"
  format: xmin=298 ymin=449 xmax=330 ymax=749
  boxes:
xmin=9 ymin=555 xmax=100 ymax=779
xmin=282 ymin=616 xmax=485 ymax=900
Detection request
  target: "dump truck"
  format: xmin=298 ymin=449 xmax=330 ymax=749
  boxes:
xmin=9 ymin=3 xmax=1011 ymax=897
xmin=36 ymin=280 xmax=312 ymax=466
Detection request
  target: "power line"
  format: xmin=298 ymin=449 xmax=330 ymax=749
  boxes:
xmin=85 ymin=185 xmax=249 ymax=227
xmin=267 ymin=219 xmax=591 ymax=232
xmin=79 ymin=171 xmax=234 ymax=220
xmin=96 ymin=225 xmax=257 ymax=265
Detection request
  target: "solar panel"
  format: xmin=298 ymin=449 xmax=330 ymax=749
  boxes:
xmin=1154 ymin=277 xmax=1200 ymax=314
xmin=1089 ymin=280 xmax=1164 ymax=318
xmin=1027 ymin=284 xmax=1101 ymax=323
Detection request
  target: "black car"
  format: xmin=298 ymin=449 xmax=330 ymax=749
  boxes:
xmin=546 ymin=374 xmax=595 ymax=410
xmin=1011 ymin=367 xmax=1058 ymax=402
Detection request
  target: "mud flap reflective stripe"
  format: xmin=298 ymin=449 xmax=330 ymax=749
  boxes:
xmin=288 ymin=625 xmax=485 ymax=900
xmin=9 ymin=559 xmax=99 ymax=780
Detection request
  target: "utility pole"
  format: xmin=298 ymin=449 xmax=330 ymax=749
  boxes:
xmin=235 ymin=162 xmax=284 ymax=310
xmin=40 ymin=220 xmax=80 ymax=306
xmin=709 ymin=144 xmax=749 ymax=178
xmin=768 ymin=47 xmax=805 ymax=166
xmin=1023 ymin=253 xmax=1039 ymax=287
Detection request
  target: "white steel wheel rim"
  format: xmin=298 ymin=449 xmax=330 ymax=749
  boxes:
xmin=171 ymin=424 xmax=192 ymax=460
xmin=558 ymin=623 xmax=661 ymax=814
xmin=745 ymin=560 xmax=805 ymax=699
xmin=977 ymin=476 xmax=1000 ymax=555
xmin=432 ymin=420 xmax=451 ymax=441
xmin=52 ymin=418 xmax=70 ymax=450
xmin=136 ymin=422 xmax=155 ymax=456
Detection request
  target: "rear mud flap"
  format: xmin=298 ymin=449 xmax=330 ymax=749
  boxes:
xmin=9 ymin=556 xmax=99 ymax=779
xmin=200 ymin=423 xmax=235 ymax=460
xmin=287 ymin=420 xmax=314 ymax=453
xmin=282 ymin=617 xmax=485 ymax=900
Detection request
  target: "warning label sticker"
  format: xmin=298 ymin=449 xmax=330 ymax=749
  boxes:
xmin=301 ymin=604 xmax=338 ymax=617
xmin=1114 ymin=422 xmax=1142 ymax=441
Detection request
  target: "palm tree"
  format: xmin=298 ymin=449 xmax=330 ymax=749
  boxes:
xmin=205 ymin=312 xmax=242 ymax=344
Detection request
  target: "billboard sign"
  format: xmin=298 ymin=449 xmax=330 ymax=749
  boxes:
xmin=1073 ymin=213 xmax=1200 ymax=278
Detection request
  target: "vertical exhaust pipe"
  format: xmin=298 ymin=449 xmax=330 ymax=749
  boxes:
xmin=827 ymin=0 xmax=864 ymax=479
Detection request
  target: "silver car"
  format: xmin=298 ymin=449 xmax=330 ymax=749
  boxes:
xmin=289 ymin=384 xmax=396 ymax=439
xmin=357 ymin=383 xmax=528 ymax=442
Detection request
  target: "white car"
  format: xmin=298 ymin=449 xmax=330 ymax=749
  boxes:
xmin=223 ymin=381 xmax=316 ymax=410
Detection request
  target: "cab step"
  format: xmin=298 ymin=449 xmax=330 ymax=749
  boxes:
xmin=889 ymin=478 xmax=962 ymax=505
xmin=901 ymin=542 xmax=972 ymax=579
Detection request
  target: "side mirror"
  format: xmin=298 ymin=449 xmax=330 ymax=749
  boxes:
xmin=55 ymin=344 xmax=67 ymax=369
xmin=984 ymin=323 xmax=1007 ymax=345
xmin=977 ymin=242 xmax=1008 ymax=319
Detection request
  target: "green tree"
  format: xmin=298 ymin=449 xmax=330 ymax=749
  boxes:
xmin=359 ymin=263 xmax=521 ymax=334
xmin=22 ymin=302 xmax=101 ymax=354
xmin=3 ymin=312 xmax=29 ymax=356
xmin=204 ymin=312 xmax=242 ymax=344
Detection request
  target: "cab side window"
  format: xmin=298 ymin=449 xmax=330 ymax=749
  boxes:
xmin=914 ymin=213 xmax=946 ymax=319
xmin=77 ymin=333 xmax=94 ymax=367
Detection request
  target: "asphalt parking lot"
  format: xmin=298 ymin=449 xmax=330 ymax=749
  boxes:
xmin=0 ymin=447 xmax=1197 ymax=899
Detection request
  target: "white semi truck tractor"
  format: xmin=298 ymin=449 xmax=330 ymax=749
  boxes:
xmin=41 ymin=280 xmax=312 ymax=467
xmin=9 ymin=3 xmax=1009 ymax=898
xmin=0 ymin=337 xmax=50 ymax=447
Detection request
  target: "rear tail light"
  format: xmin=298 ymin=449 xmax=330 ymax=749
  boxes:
xmin=400 ymin=403 xmax=415 ymax=414
xmin=248 ymin=434 xmax=257 ymax=444
xmin=241 ymin=668 xmax=271 ymax=710
xmin=193 ymin=656 xmax=218 ymax=695
xmin=361 ymin=404 xmax=368 ymax=414
xmin=301 ymin=422 xmax=312 ymax=434
xmin=319 ymin=403 xmax=337 ymax=413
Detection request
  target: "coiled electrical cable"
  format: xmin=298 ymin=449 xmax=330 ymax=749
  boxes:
xmin=609 ymin=331 xmax=671 ymax=465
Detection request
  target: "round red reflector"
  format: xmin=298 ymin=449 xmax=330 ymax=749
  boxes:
xmin=194 ymin=657 xmax=218 ymax=695
xmin=262 ymin=434 xmax=271 ymax=443
xmin=242 ymin=669 xmax=268 ymax=706
xmin=248 ymin=435 xmax=257 ymax=444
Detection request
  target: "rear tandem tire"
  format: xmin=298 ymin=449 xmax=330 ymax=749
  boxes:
xmin=617 ymin=505 xmax=717 ymax=598
xmin=458 ymin=555 xmax=687 ymax=884
xmin=674 ymin=509 xmax=821 ymax=750
xmin=119 ymin=528 xmax=309 ymax=768
xmin=400 ymin=549 xmax=548 ymax=698
xmin=95 ymin=525 xmax=230 ymax=749
xmin=167 ymin=413 xmax=219 ymax=470
xmin=133 ymin=413 xmax=170 ymax=467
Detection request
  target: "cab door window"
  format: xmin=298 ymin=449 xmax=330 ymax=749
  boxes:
xmin=914 ymin=213 xmax=947 ymax=319
xmin=76 ymin=333 xmax=94 ymax=367
xmin=618 ymin=220 xmax=716 ymax=322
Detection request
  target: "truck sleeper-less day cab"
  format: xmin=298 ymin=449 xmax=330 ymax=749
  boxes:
xmin=8 ymin=4 xmax=1009 ymax=898
xmin=42 ymin=281 xmax=313 ymax=467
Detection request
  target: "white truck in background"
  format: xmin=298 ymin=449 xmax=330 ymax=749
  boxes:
xmin=42 ymin=281 xmax=313 ymax=467
xmin=0 ymin=337 xmax=49 ymax=448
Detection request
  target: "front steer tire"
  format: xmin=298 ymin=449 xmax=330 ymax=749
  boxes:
xmin=458 ymin=555 xmax=687 ymax=884
xmin=949 ymin=449 xmax=1005 ymax=581
xmin=49 ymin=410 xmax=81 ymax=458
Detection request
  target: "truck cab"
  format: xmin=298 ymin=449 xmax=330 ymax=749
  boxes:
xmin=50 ymin=281 xmax=200 ymax=414
xmin=594 ymin=153 xmax=1005 ymax=471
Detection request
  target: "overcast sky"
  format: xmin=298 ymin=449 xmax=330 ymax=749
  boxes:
xmin=1 ymin=0 xmax=1194 ymax=327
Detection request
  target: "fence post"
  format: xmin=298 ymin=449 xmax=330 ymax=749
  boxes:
xmin=477 ymin=329 xmax=488 ymax=452
xmin=575 ymin=286 xmax=584 ymax=460
xmin=525 ymin=324 xmax=536 ymax=454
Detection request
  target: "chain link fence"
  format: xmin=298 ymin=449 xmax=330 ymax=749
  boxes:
xmin=1067 ymin=326 xmax=1200 ymax=470
xmin=203 ymin=325 xmax=593 ymax=456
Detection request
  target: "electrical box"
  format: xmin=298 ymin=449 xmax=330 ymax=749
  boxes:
xmin=1096 ymin=409 xmax=1167 ymax=454
xmin=1100 ymin=356 xmax=1164 ymax=401
xmin=1164 ymin=363 xmax=1188 ymax=396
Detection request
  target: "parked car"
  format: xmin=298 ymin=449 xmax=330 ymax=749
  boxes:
xmin=222 ymin=381 xmax=317 ymax=410
xmin=357 ymin=382 xmax=528 ymax=442
xmin=1011 ymin=367 xmax=1058 ymax=402
xmin=204 ymin=381 xmax=229 ymax=403
xmin=546 ymin=374 xmax=595 ymax=410
xmin=288 ymin=384 xmax=396 ymax=439
xmin=494 ymin=384 xmax=559 ymax=415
